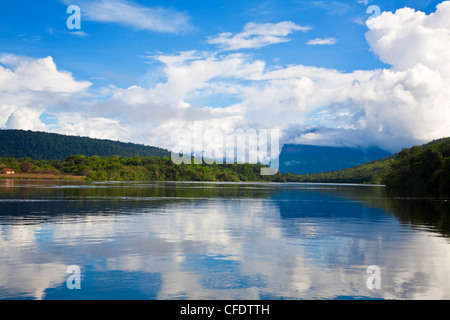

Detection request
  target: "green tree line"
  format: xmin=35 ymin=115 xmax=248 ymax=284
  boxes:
xmin=282 ymin=158 xmax=393 ymax=185
xmin=383 ymin=139 xmax=450 ymax=194
xmin=0 ymin=153 xmax=395 ymax=185
xmin=0 ymin=155 xmax=287 ymax=183
xmin=1 ymin=133 xmax=449 ymax=195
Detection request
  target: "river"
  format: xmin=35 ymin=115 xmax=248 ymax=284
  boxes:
xmin=0 ymin=179 xmax=449 ymax=300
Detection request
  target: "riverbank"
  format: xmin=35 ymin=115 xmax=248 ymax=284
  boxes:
xmin=0 ymin=173 xmax=86 ymax=180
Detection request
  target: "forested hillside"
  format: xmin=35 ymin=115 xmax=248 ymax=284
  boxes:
xmin=0 ymin=130 xmax=170 ymax=160
xmin=283 ymin=157 xmax=393 ymax=185
xmin=1 ymin=129 xmax=448 ymax=194
xmin=384 ymin=138 xmax=450 ymax=194
xmin=282 ymin=138 xmax=450 ymax=194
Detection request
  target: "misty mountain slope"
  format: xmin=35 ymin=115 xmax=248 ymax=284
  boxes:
xmin=279 ymin=144 xmax=392 ymax=175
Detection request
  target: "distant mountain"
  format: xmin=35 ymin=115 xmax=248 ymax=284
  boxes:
xmin=279 ymin=144 xmax=392 ymax=175
xmin=282 ymin=137 xmax=450 ymax=188
xmin=0 ymin=129 xmax=170 ymax=160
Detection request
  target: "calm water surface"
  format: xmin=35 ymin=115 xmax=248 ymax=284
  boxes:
xmin=0 ymin=179 xmax=449 ymax=300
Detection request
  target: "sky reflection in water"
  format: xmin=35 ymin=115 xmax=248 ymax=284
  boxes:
xmin=0 ymin=180 xmax=449 ymax=300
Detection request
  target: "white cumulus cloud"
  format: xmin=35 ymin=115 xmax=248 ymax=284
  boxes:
xmin=0 ymin=54 xmax=91 ymax=131
xmin=3 ymin=2 xmax=450 ymax=156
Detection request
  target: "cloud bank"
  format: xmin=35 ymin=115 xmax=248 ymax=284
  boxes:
xmin=1 ymin=2 xmax=450 ymax=156
xmin=0 ymin=54 xmax=91 ymax=131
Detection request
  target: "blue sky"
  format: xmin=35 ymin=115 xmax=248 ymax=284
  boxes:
xmin=0 ymin=0 xmax=405 ymax=85
xmin=0 ymin=0 xmax=449 ymax=155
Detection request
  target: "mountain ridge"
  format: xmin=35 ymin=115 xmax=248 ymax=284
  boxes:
xmin=284 ymin=137 xmax=450 ymax=188
xmin=0 ymin=129 xmax=170 ymax=160
xmin=279 ymin=144 xmax=392 ymax=175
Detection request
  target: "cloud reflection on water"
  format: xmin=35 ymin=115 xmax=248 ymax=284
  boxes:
xmin=0 ymin=181 xmax=449 ymax=300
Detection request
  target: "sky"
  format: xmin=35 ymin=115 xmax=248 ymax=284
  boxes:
xmin=0 ymin=0 xmax=449 ymax=157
